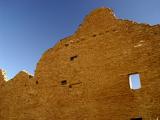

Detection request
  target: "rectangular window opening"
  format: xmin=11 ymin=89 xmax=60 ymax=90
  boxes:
xmin=129 ymin=73 xmax=141 ymax=90
xmin=61 ymin=80 xmax=67 ymax=85
xmin=131 ymin=117 xmax=142 ymax=120
xmin=70 ymin=55 xmax=78 ymax=61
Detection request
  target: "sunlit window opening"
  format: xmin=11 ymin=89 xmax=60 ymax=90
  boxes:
xmin=129 ymin=73 xmax=141 ymax=90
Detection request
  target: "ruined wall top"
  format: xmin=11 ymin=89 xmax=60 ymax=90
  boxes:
xmin=76 ymin=8 xmax=117 ymax=35
xmin=0 ymin=69 xmax=7 ymax=85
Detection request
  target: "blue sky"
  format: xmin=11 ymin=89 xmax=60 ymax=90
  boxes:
xmin=0 ymin=0 xmax=160 ymax=79
xmin=129 ymin=74 xmax=141 ymax=90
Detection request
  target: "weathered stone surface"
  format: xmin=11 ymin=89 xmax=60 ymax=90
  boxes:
xmin=0 ymin=7 xmax=160 ymax=120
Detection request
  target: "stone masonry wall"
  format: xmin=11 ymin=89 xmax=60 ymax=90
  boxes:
xmin=0 ymin=8 xmax=160 ymax=120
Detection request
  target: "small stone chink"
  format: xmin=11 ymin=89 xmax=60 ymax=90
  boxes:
xmin=99 ymin=32 xmax=103 ymax=35
xmin=69 ymin=82 xmax=82 ymax=88
xmin=92 ymin=34 xmax=97 ymax=37
xmin=69 ymin=85 xmax=72 ymax=88
xmin=105 ymin=30 xmax=109 ymax=33
xmin=65 ymin=43 xmax=69 ymax=47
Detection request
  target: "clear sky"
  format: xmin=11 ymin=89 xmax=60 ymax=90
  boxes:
xmin=0 ymin=0 xmax=160 ymax=79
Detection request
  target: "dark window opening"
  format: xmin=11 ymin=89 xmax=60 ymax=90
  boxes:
xmin=36 ymin=81 xmax=38 ymax=84
xmin=61 ymin=80 xmax=67 ymax=85
xmin=29 ymin=75 xmax=33 ymax=79
xmin=131 ymin=117 xmax=142 ymax=120
xmin=70 ymin=55 xmax=78 ymax=61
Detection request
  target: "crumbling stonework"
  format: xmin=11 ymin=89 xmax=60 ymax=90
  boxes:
xmin=0 ymin=70 xmax=6 ymax=85
xmin=0 ymin=8 xmax=160 ymax=120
